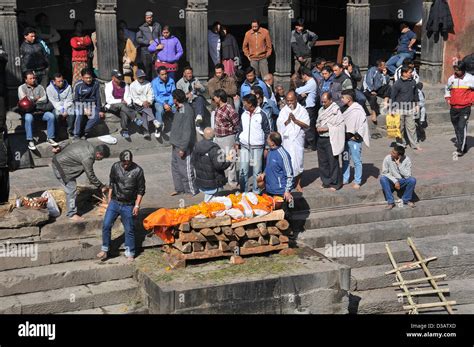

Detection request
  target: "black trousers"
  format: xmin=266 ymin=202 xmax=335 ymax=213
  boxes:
xmin=317 ymin=136 xmax=342 ymax=189
xmin=108 ymin=104 xmax=137 ymax=132
xmin=364 ymin=84 xmax=391 ymax=116
xmin=450 ymin=107 xmax=471 ymax=153
xmin=304 ymin=106 xmax=318 ymax=150
xmin=0 ymin=168 xmax=9 ymax=204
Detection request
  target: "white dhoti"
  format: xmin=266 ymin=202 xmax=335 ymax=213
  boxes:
xmin=277 ymin=104 xmax=310 ymax=176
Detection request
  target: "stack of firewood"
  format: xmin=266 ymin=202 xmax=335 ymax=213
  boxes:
xmin=165 ymin=210 xmax=291 ymax=260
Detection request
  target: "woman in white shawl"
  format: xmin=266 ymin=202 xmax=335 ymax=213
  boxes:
xmin=341 ymin=90 xmax=370 ymax=189
xmin=277 ymin=91 xmax=310 ymax=192
xmin=316 ymin=92 xmax=346 ymax=191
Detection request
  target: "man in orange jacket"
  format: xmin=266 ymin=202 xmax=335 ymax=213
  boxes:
xmin=242 ymin=20 xmax=273 ymax=78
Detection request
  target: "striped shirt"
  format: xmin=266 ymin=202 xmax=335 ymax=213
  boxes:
xmin=214 ymin=103 xmax=240 ymax=138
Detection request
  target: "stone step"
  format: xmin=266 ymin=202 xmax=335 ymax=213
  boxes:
xmin=352 ymin=260 xmax=474 ymax=292
xmin=314 ymin=232 xmax=474 ymax=269
xmin=294 ymin=194 xmax=474 ymax=231
xmin=298 ymin=212 xmax=474 ymax=249
xmin=0 ymin=278 xmax=140 ymax=314
xmin=292 ymin=180 xmax=474 ymax=212
xmin=0 ymin=258 xmax=135 ymax=297
xmin=62 ymin=302 xmax=148 ymax=314
xmin=351 ymin=277 xmax=474 ymax=314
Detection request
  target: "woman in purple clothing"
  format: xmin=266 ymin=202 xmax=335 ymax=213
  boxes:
xmin=148 ymin=25 xmax=183 ymax=81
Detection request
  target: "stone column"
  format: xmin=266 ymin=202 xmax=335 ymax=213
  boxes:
xmin=420 ymin=0 xmax=445 ymax=84
xmin=346 ymin=0 xmax=370 ymax=72
xmin=95 ymin=0 xmax=118 ymax=81
xmin=186 ymin=0 xmax=208 ymax=81
xmin=0 ymin=0 xmax=21 ymax=106
xmin=268 ymin=0 xmax=292 ymax=89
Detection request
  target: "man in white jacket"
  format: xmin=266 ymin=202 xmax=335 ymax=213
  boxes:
xmin=130 ymin=69 xmax=154 ymax=139
xmin=104 ymin=70 xmax=137 ymax=139
xmin=46 ymin=73 xmax=74 ymax=137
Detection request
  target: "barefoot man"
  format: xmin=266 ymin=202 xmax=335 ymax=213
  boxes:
xmin=277 ymin=91 xmax=310 ymax=192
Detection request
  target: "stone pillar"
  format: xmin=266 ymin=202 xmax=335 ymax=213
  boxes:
xmin=0 ymin=0 xmax=21 ymax=106
xmin=186 ymin=0 xmax=208 ymax=81
xmin=346 ymin=0 xmax=370 ymax=72
xmin=268 ymin=0 xmax=292 ymax=89
xmin=95 ymin=0 xmax=118 ymax=81
xmin=420 ymin=0 xmax=445 ymax=84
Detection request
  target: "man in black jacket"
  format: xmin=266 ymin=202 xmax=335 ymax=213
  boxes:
xmin=192 ymin=127 xmax=231 ymax=202
xmin=0 ymin=127 xmax=13 ymax=204
xmin=136 ymin=10 xmax=162 ymax=81
xmin=169 ymin=89 xmax=197 ymax=196
xmin=51 ymin=140 xmax=110 ymax=221
xmin=0 ymin=39 xmax=7 ymax=122
xmin=97 ymin=150 xmax=145 ymax=262
xmin=20 ymin=27 xmax=49 ymax=88
xmin=290 ymin=18 xmax=318 ymax=73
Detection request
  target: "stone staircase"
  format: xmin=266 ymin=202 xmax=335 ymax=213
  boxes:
xmin=294 ymin=181 xmax=474 ymax=314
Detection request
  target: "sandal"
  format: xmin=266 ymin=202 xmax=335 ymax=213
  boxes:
xmin=97 ymin=251 xmax=108 ymax=260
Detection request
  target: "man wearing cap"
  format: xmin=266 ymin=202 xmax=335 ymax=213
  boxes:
xmin=97 ymin=150 xmax=146 ymax=261
xmin=104 ymin=69 xmax=138 ymax=140
xmin=130 ymin=69 xmax=154 ymax=139
xmin=136 ymin=10 xmax=162 ymax=81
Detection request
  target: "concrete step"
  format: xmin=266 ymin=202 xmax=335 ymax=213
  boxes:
xmin=298 ymin=212 xmax=474 ymax=249
xmin=294 ymin=194 xmax=474 ymax=231
xmin=62 ymin=302 xmax=148 ymax=314
xmin=314 ymin=233 xmax=474 ymax=269
xmin=0 ymin=278 xmax=140 ymax=314
xmin=0 ymin=258 xmax=135 ymax=297
xmin=351 ymin=277 xmax=474 ymax=314
xmin=292 ymin=180 xmax=474 ymax=212
xmin=352 ymin=261 xmax=474 ymax=292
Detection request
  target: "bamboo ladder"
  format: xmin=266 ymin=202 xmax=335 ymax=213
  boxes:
xmin=385 ymin=237 xmax=456 ymax=314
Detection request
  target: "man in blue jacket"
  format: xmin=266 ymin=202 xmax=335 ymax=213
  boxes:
xmin=240 ymin=67 xmax=270 ymax=100
xmin=363 ymin=59 xmax=391 ymax=123
xmin=259 ymin=131 xmax=293 ymax=203
xmin=152 ymin=66 xmax=176 ymax=138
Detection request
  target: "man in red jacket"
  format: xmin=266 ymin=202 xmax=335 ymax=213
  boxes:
xmin=445 ymin=61 xmax=474 ymax=157
xmin=70 ymin=20 xmax=92 ymax=86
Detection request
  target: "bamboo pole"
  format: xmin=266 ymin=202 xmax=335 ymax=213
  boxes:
xmin=391 ymin=274 xmax=446 ymax=287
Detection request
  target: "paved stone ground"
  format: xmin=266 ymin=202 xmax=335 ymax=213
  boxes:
xmin=9 ymin=132 xmax=474 ymax=211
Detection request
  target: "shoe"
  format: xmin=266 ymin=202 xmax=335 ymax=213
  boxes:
xmin=155 ymin=129 xmax=162 ymax=139
xmin=352 ymin=183 xmax=361 ymax=190
xmin=72 ymin=135 xmax=81 ymax=142
xmin=121 ymin=131 xmax=131 ymax=140
xmin=455 ymin=151 xmax=464 ymax=157
xmin=144 ymin=132 xmax=151 ymax=140
xmin=134 ymin=118 xmax=144 ymax=127
xmin=153 ymin=120 xmax=162 ymax=129
xmin=69 ymin=214 xmax=85 ymax=222
xmin=195 ymin=114 xmax=203 ymax=124
xmin=27 ymin=141 xmax=36 ymax=151
xmin=385 ymin=203 xmax=396 ymax=210
xmin=196 ymin=126 xmax=204 ymax=135
xmin=405 ymin=202 xmax=416 ymax=208
xmin=47 ymin=138 xmax=59 ymax=147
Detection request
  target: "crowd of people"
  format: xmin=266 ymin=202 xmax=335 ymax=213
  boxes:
xmin=0 ymin=11 xmax=473 ymax=261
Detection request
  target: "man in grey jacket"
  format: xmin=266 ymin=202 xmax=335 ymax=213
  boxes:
xmin=46 ymin=73 xmax=75 ymax=137
xmin=51 ymin=140 xmax=110 ymax=221
xmin=380 ymin=144 xmax=416 ymax=209
xmin=291 ymin=18 xmax=318 ymax=73
xmin=169 ymin=89 xmax=197 ymax=196
xmin=136 ymin=10 xmax=162 ymax=81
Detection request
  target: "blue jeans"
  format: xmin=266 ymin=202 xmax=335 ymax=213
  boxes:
xmin=24 ymin=112 xmax=55 ymax=140
xmin=380 ymin=176 xmax=417 ymax=204
xmin=154 ymin=102 xmax=176 ymax=124
xmin=386 ymin=52 xmax=415 ymax=75
xmin=74 ymin=110 xmax=100 ymax=137
xmin=101 ymin=199 xmax=136 ymax=257
xmin=239 ymin=146 xmax=264 ymax=194
xmin=342 ymin=140 xmax=363 ymax=185
xmin=54 ymin=110 xmax=76 ymax=136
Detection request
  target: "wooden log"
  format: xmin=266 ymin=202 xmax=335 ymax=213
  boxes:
xmin=192 ymin=242 xmax=204 ymax=252
xmin=173 ymin=242 xmax=192 ymax=254
xmin=219 ymin=241 xmax=230 ymax=252
xmin=275 ymin=220 xmax=290 ymax=231
xmin=279 ymin=235 xmax=289 ymax=243
xmin=232 ymin=210 xmax=285 ymax=228
xmin=213 ymin=226 xmax=222 ymax=234
xmin=191 ymin=216 xmax=232 ymax=229
xmin=267 ymin=226 xmax=282 ymax=236
xmin=179 ymin=231 xmax=206 ymax=243
xmin=228 ymin=241 xmax=239 ymax=251
xmin=227 ymin=234 xmax=240 ymax=242
xmin=242 ymin=240 xmax=259 ymax=248
xmin=234 ymin=227 xmax=246 ymax=238
xmin=205 ymin=241 xmax=219 ymax=251
xmin=178 ymin=222 xmax=191 ymax=232
xmin=222 ymin=226 xmax=233 ymax=237
xmin=246 ymin=229 xmax=261 ymax=239
xmin=216 ymin=233 xmax=230 ymax=242
xmin=258 ymin=236 xmax=269 ymax=246
xmin=200 ymin=228 xmax=215 ymax=237
xmin=239 ymin=243 xmax=288 ymax=256
xmin=257 ymin=223 xmax=268 ymax=236
xmin=269 ymin=235 xmax=280 ymax=246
